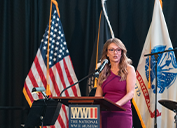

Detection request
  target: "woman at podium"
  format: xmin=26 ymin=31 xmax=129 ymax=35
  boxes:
xmin=95 ymin=38 xmax=136 ymax=128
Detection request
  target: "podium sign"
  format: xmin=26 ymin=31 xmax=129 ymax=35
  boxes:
xmin=69 ymin=105 xmax=100 ymax=128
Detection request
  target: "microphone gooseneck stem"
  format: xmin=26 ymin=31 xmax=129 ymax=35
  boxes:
xmin=60 ymin=71 xmax=97 ymax=97
xmin=59 ymin=59 xmax=108 ymax=97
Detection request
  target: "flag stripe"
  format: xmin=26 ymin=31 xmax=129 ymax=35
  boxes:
xmin=60 ymin=105 xmax=69 ymax=128
xmin=25 ymin=75 xmax=39 ymax=101
xmin=58 ymin=105 xmax=68 ymax=128
xmin=68 ymin=56 xmax=74 ymax=70
xmin=50 ymin=65 xmax=61 ymax=97
xmin=65 ymin=56 xmax=80 ymax=96
xmin=56 ymin=61 xmax=69 ymax=96
xmin=49 ymin=67 xmax=61 ymax=95
xmin=28 ymin=68 xmax=43 ymax=99
xmin=62 ymin=106 xmax=69 ymax=128
xmin=34 ymin=54 xmax=47 ymax=88
xmin=58 ymin=114 xmax=65 ymax=128
xmin=28 ymin=68 xmax=38 ymax=87
xmin=49 ymin=125 xmax=55 ymax=128
xmin=63 ymin=58 xmax=77 ymax=96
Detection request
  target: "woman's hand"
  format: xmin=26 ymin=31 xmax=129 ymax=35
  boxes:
xmin=95 ymin=85 xmax=103 ymax=97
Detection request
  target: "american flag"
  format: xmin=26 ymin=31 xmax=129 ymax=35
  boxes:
xmin=23 ymin=1 xmax=81 ymax=128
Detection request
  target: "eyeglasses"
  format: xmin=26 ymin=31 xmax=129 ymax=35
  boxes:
xmin=108 ymin=48 xmax=121 ymax=52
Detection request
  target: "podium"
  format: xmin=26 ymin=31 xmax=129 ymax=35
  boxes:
xmin=52 ymin=96 xmax=125 ymax=111
xmin=52 ymin=97 xmax=125 ymax=128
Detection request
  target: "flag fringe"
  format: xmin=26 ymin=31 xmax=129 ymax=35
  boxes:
xmin=132 ymin=98 xmax=146 ymax=128
xmin=23 ymin=88 xmax=32 ymax=107
xmin=148 ymin=42 xmax=151 ymax=89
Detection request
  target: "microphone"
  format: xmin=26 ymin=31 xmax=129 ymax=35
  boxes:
xmin=95 ymin=59 xmax=108 ymax=73
xmin=32 ymin=87 xmax=49 ymax=99
xmin=32 ymin=87 xmax=46 ymax=92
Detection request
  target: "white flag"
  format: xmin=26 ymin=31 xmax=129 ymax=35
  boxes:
xmin=133 ymin=0 xmax=177 ymax=128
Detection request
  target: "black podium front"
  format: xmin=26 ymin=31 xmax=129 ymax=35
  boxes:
xmin=25 ymin=99 xmax=61 ymax=128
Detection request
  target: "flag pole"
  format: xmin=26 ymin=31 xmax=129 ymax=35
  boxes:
xmin=146 ymin=1 xmax=162 ymax=127
xmin=144 ymin=52 xmax=158 ymax=128
xmin=93 ymin=11 xmax=102 ymax=88
xmin=46 ymin=0 xmax=53 ymax=96
xmin=101 ymin=0 xmax=114 ymax=38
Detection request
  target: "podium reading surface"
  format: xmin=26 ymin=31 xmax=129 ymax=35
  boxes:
xmin=52 ymin=97 xmax=125 ymax=111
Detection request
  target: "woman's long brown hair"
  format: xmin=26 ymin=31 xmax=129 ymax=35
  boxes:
xmin=98 ymin=38 xmax=132 ymax=86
